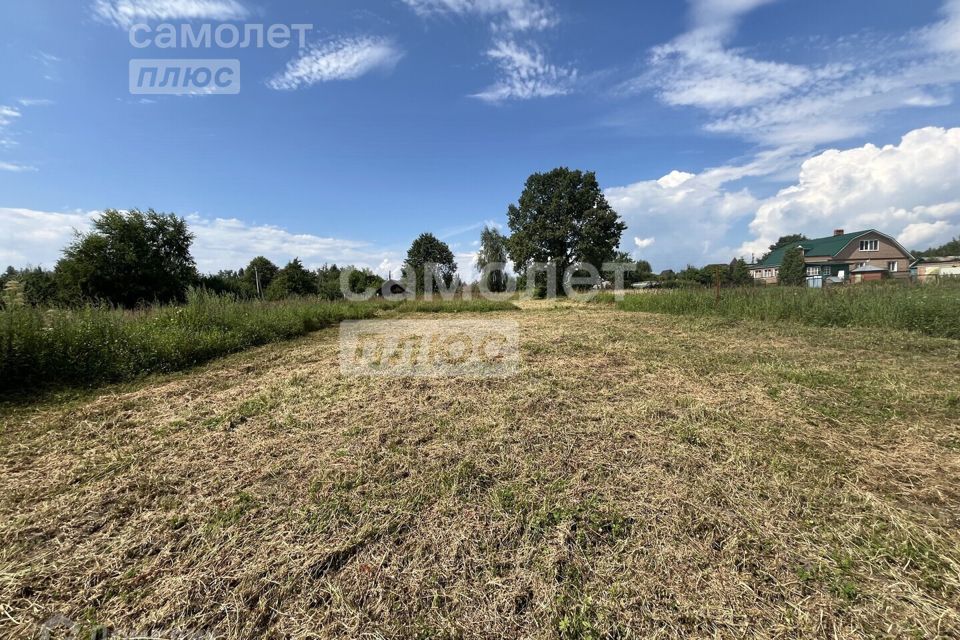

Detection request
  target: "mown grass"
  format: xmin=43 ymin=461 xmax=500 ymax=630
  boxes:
xmin=386 ymin=298 xmax=519 ymax=314
xmin=614 ymin=281 xmax=960 ymax=338
xmin=2 ymin=308 xmax=958 ymax=637
xmin=0 ymin=292 xmax=519 ymax=394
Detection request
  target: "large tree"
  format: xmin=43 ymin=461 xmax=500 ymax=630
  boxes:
xmin=476 ymin=226 xmax=509 ymax=293
xmin=55 ymin=209 xmax=197 ymax=307
xmin=243 ymin=256 xmax=279 ymax=298
xmin=506 ymin=168 xmax=625 ymax=295
xmin=266 ymin=258 xmax=318 ymax=299
xmin=403 ymin=233 xmax=457 ymax=294
xmin=761 ymin=234 xmax=808 ymax=261
xmin=779 ymin=246 xmax=807 ymax=286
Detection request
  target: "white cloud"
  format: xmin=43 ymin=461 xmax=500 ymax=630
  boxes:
xmin=0 ymin=106 xmax=20 ymax=128
xmin=0 ymin=162 xmax=37 ymax=172
xmin=92 ymin=0 xmax=249 ymax=28
xmin=606 ymin=168 xmax=760 ymax=269
xmin=1 ymin=106 xmax=35 ymax=166
xmin=630 ymin=0 xmax=960 ymax=149
xmin=0 ymin=208 xmax=96 ymax=267
xmin=17 ymin=98 xmax=55 ymax=107
xmin=401 ymin=0 xmax=556 ymax=32
xmin=472 ymin=39 xmax=576 ymax=102
xmin=605 ymin=126 xmax=960 ymax=269
xmin=926 ymin=0 xmax=960 ymax=52
xmin=268 ymin=37 xmax=403 ymax=90
xmin=898 ymin=220 xmax=958 ymax=249
xmin=184 ymin=215 xmax=403 ymax=274
xmin=739 ymin=127 xmax=960 ymax=256
xmin=0 ymin=208 xmax=410 ymax=276
xmin=688 ymin=0 xmax=780 ymax=37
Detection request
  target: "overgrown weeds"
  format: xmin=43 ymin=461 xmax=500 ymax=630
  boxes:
xmin=617 ymin=281 xmax=960 ymax=338
xmin=0 ymin=291 xmax=516 ymax=394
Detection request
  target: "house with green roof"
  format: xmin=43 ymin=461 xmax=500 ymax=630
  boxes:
xmin=749 ymin=229 xmax=914 ymax=285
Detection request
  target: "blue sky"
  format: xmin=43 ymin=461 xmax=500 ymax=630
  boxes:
xmin=2 ymin=0 xmax=960 ymax=275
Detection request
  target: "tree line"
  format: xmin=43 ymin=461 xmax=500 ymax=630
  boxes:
xmin=1 ymin=209 xmax=384 ymax=308
xmin=12 ymin=167 xmax=909 ymax=308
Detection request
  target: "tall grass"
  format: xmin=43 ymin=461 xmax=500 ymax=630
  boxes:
xmin=616 ymin=282 xmax=960 ymax=338
xmin=0 ymin=292 xmax=522 ymax=394
xmin=0 ymin=290 xmax=381 ymax=393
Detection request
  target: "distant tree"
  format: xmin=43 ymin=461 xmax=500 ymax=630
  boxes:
xmin=243 ymin=256 xmax=279 ymax=298
xmin=0 ymin=267 xmax=58 ymax=307
xmin=506 ymin=168 xmax=626 ymax=296
xmin=348 ymin=268 xmax=384 ymax=296
xmin=55 ymin=209 xmax=197 ymax=307
xmin=915 ymin=236 xmax=960 ymax=257
xmin=659 ymin=269 xmax=676 ymax=281
xmin=729 ymin=258 xmax=752 ymax=286
xmin=779 ymin=247 xmax=807 ymax=286
xmin=762 ymin=234 xmax=808 ymax=261
xmin=266 ymin=258 xmax=318 ymax=299
xmin=606 ymin=251 xmax=653 ymax=287
xmin=403 ymin=233 xmax=457 ymax=294
xmin=198 ymin=270 xmax=249 ymax=297
xmin=316 ymin=263 xmax=343 ymax=300
xmin=477 ymin=226 xmax=509 ymax=293
xmin=677 ymin=265 xmax=711 ymax=286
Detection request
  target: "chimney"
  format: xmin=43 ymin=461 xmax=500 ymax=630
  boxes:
xmin=833 ymin=229 xmax=844 ymax=236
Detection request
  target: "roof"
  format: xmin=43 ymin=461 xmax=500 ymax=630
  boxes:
xmin=912 ymin=255 xmax=960 ymax=265
xmin=756 ymin=231 xmax=872 ymax=268
xmin=755 ymin=230 xmax=914 ymax=268
xmin=851 ymin=264 xmax=886 ymax=273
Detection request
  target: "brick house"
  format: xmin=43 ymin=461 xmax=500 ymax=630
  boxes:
xmin=749 ymin=229 xmax=914 ymax=285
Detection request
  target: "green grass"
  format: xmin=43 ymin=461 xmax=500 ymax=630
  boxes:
xmin=615 ymin=282 xmax=960 ymax=338
xmin=0 ymin=293 xmax=520 ymax=394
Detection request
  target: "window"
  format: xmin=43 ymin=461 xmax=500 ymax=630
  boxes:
xmin=859 ymin=239 xmax=879 ymax=252
xmin=888 ymin=261 xmax=899 ymax=272
xmin=821 ymin=265 xmax=832 ymax=276
xmin=806 ymin=266 xmax=819 ymax=276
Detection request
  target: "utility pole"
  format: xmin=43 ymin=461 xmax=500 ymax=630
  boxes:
xmin=254 ymin=266 xmax=262 ymax=299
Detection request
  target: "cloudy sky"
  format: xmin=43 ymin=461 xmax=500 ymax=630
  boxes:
xmin=1 ymin=0 xmax=959 ymax=275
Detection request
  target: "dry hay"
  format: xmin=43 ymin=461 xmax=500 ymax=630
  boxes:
xmin=1 ymin=306 xmax=959 ymax=638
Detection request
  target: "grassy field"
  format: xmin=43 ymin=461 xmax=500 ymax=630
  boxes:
xmin=0 ymin=292 xmax=518 ymax=394
xmin=2 ymin=303 xmax=959 ymax=638
xmin=604 ymin=281 xmax=960 ymax=339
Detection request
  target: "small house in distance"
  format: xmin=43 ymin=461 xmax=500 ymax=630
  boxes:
xmin=911 ymin=256 xmax=960 ymax=282
xmin=750 ymin=229 xmax=914 ymax=286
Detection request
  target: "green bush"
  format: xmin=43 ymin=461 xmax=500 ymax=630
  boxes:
xmin=617 ymin=281 xmax=960 ymax=338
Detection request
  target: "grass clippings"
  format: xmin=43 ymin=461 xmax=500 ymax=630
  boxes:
xmin=1 ymin=306 xmax=959 ymax=638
